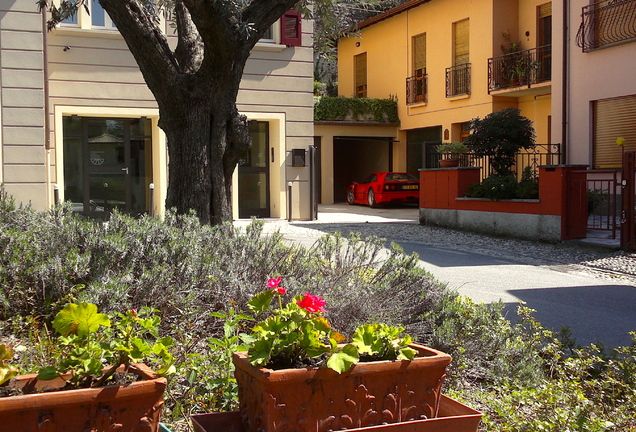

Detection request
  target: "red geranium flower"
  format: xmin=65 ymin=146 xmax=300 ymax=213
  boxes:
xmin=276 ymin=287 xmax=287 ymax=295
xmin=297 ymin=293 xmax=326 ymax=313
xmin=267 ymin=277 xmax=282 ymax=289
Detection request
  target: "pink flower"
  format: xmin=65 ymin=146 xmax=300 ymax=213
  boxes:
xmin=297 ymin=293 xmax=326 ymax=313
xmin=267 ymin=277 xmax=282 ymax=289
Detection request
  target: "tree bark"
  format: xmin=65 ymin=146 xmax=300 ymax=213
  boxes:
xmin=84 ymin=0 xmax=300 ymax=224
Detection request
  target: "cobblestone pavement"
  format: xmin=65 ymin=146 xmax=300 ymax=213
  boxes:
xmin=238 ymin=204 xmax=636 ymax=286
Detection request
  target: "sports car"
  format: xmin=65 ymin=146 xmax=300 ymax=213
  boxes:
xmin=346 ymin=172 xmax=420 ymax=207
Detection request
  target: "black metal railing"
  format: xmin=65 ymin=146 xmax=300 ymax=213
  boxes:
xmin=576 ymin=0 xmax=636 ymax=52
xmin=488 ymin=45 xmax=552 ymax=93
xmin=406 ymin=74 xmax=428 ymax=104
xmin=445 ymin=63 xmax=471 ymax=97
xmin=425 ymin=143 xmax=562 ymax=181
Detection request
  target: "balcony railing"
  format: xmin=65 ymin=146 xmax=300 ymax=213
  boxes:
xmin=445 ymin=63 xmax=471 ymax=97
xmin=488 ymin=45 xmax=552 ymax=93
xmin=576 ymin=0 xmax=636 ymax=52
xmin=406 ymin=74 xmax=428 ymax=104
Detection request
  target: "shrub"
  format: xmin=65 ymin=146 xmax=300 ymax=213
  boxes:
xmin=464 ymin=108 xmax=536 ymax=177
xmin=465 ymin=175 xmax=518 ymax=200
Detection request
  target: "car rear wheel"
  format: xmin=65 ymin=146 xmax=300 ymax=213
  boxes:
xmin=368 ymin=189 xmax=378 ymax=208
xmin=347 ymin=188 xmax=355 ymax=205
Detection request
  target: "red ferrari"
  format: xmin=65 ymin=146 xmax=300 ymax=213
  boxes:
xmin=346 ymin=172 xmax=420 ymax=207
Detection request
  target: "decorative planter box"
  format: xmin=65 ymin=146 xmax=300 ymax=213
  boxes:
xmin=0 ymin=363 xmax=166 ymax=432
xmin=232 ymin=344 xmax=452 ymax=432
xmin=191 ymin=395 xmax=481 ymax=432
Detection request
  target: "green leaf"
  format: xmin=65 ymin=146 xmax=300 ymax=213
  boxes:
xmin=248 ymin=291 xmax=275 ymax=315
xmin=53 ymin=302 xmax=110 ymax=337
xmin=397 ymin=347 xmax=417 ymax=361
xmin=37 ymin=366 xmax=61 ymax=381
xmin=327 ymin=344 xmax=359 ymax=374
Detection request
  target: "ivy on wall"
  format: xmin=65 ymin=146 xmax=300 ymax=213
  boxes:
xmin=314 ymin=96 xmax=400 ymax=124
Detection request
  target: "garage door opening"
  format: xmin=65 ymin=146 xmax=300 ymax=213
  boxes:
xmin=333 ymin=137 xmax=392 ymax=202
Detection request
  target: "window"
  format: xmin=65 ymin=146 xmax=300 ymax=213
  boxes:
xmin=407 ymin=33 xmax=427 ymax=104
xmin=91 ymin=1 xmax=116 ymax=29
xmin=354 ymin=52 xmax=367 ymax=98
xmin=537 ymin=2 xmax=552 ymax=81
xmin=447 ymin=19 xmax=470 ymax=97
xmin=593 ymin=94 xmax=636 ymax=168
xmin=453 ymin=19 xmax=469 ymax=66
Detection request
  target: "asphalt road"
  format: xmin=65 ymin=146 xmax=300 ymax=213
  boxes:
xmin=264 ymin=204 xmax=636 ymax=349
xmin=397 ymin=240 xmax=636 ymax=348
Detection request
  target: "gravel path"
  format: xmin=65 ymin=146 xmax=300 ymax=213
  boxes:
xmin=241 ymin=218 xmax=636 ymax=286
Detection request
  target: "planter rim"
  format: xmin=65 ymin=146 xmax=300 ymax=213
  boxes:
xmin=0 ymin=363 xmax=166 ymax=412
xmin=233 ymin=343 xmax=451 ymax=383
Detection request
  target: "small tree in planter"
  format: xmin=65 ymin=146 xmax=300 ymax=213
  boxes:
xmin=464 ymin=107 xmax=536 ymax=178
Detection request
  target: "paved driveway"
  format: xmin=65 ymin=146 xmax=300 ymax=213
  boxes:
xmin=253 ymin=204 xmax=636 ymax=348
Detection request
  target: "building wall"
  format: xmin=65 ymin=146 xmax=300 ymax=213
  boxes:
xmin=553 ymin=0 xmax=636 ymax=167
xmin=0 ymin=3 xmax=313 ymax=219
xmin=336 ymin=0 xmax=553 ymax=172
xmin=0 ymin=0 xmax=47 ymax=209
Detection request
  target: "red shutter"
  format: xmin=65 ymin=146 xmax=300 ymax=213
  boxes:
xmin=280 ymin=11 xmax=302 ymax=46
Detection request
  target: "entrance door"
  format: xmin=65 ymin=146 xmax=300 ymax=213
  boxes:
xmin=238 ymin=121 xmax=270 ymax=218
xmin=63 ymin=116 xmax=153 ymax=219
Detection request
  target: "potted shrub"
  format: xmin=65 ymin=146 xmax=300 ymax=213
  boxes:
xmin=191 ymin=277 xmax=481 ymax=432
xmin=0 ymin=303 xmax=174 ymax=432
xmin=435 ymin=142 xmax=469 ymax=168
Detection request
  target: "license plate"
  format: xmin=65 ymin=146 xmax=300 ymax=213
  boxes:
xmin=403 ymin=185 xmax=418 ymax=190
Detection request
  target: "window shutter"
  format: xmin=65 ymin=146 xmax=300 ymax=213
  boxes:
xmin=413 ymin=33 xmax=426 ymax=75
xmin=454 ymin=19 xmax=470 ymax=66
xmin=538 ymin=2 xmax=552 ymax=18
xmin=594 ymin=94 xmax=636 ymax=168
xmin=355 ymin=52 xmax=368 ymax=97
xmin=280 ymin=11 xmax=302 ymax=46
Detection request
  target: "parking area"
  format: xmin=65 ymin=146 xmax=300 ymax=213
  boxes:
xmin=314 ymin=203 xmax=419 ymax=224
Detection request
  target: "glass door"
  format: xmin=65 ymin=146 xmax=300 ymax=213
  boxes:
xmin=238 ymin=121 xmax=270 ymax=218
xmin=63 ymin=117 xmax=152 ymax=220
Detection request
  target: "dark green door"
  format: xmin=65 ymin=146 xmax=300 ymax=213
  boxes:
xmin=63 ymin=116 xmax=152 ymax=219
xmin=238 ymin=121 xmax=270 ymax=218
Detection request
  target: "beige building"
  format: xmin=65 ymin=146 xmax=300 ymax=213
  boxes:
xmin=552 ymin=0 xmax=636 ymax=168
xmin=0 ymin=0 xmax=314 ymax=220
xmin=316 ymin=0 xmax=555 ymax=204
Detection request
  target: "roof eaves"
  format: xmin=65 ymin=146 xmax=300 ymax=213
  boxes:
xmin=355 ymin=0 xmax=433 ymax=30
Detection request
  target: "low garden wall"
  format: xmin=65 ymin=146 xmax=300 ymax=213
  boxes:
xmin=418 ymin=165 xmax=588 ymax=242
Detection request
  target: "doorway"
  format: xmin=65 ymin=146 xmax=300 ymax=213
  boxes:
xmin=238 ymin=121 xmax=271 ymax=218
xmin=62 ymin=116 xmax=153 ymax=219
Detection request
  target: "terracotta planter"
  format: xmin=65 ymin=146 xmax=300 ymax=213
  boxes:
xmin=192 ymin=395 xmax=481 ymax=432
xmin=233 ymin=343 xmax=452 ymax=432
xmin=0 ymin=363 xmax=166 ymax=432
xmin=439 ymin=159 xmax=460 ymax=168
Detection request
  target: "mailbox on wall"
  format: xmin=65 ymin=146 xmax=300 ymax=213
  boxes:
xmin=291 ymin=148 xmax=306 ymax=167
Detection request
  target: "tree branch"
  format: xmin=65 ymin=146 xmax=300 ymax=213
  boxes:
xmin=99 ymin=0 xmax=181 ymax=93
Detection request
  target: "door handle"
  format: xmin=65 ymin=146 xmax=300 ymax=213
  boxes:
xmin=122 ymin=167 xmax=129 ymax=175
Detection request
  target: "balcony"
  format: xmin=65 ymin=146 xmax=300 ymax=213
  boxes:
xmin=576 ymin=0 xmax=636 ymax=52
xmin=488 ymin=45 xmax=551 ymax=94
xmin=446 ymin=63 xmax=471 ymax=97
xmin=406 ymin=74 xmax=428 ymax=105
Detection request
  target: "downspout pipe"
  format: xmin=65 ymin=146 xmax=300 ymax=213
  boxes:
xmin=561 ymin=0 xmax=568 ymax=164
xmin=41 ymin=8 xmax=52 ymax=205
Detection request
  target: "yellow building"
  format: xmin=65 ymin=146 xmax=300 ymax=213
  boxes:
xmin=315 ymin=0 xmax=554 ymax=204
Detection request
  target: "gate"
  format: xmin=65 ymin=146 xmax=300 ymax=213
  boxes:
xmin=566 ymin=169 xmax=622 ymax=240
xmin=621 ymin=151 xmax=636 ymax=250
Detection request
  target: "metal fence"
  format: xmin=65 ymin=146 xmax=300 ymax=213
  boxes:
xmin=425 ymin=143 xmax=562 ymax=181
